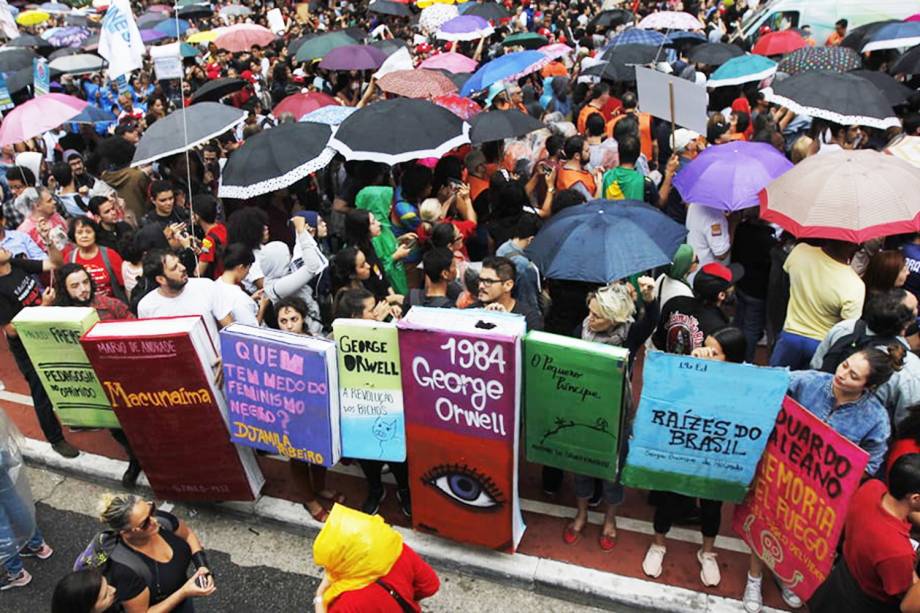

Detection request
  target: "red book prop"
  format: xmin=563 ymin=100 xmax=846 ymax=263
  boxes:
xmin=81 ymin=316 xmax=264 ymax=501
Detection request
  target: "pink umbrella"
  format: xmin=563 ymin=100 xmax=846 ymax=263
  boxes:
xmin=539 ymin=43 xmax=573 ymax=60
xmin=215 ymin=24 xmax=275 ymax=53
xmin=433 ymin=94 xmax=482 ymax=120
xmin=907 ymin=13 xmax=920 ymax=22
xmin=147 ymin=4 xmax=171 ymax=13
xmin=0 ymin=93 xmax=86 ymax=146
xmin=379 ymin=69 xmax=458 ymax=98
xmin=273 ymin=92 xmax=339 ymax=119
xmin=419 ymin=51 xmax=478 ymax=73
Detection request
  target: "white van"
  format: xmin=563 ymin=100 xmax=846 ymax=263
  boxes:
xmin=730 ymin=0 xmax=919 ymax=48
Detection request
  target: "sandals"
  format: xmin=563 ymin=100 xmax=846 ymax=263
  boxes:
xmin=304 ymin=503 xmax=329 ymax=523
xmin=563 ymin=523 xmax=583 ymax=545
xmin=318 ymin=490 xmax=346 ymax=505
xmin=599 ymin=532 xmax=617 ymax=552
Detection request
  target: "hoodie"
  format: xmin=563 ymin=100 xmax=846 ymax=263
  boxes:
xmin=355 ymin=185 xmax=408 ymax=295
xmin=262 ymin=231 xmax=328 ymax=335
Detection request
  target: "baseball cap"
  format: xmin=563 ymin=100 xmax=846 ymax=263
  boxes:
xmin=293 ymin=210 xmax=321 ymax=227
xmin=671 ymin=129 xmax=700 ymax=153
xmin=693 ymin=262 xmax=744 ymax=300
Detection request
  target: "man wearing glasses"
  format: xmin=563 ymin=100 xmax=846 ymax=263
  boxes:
xmin=474 ymin=256 xmax=544 ymax=331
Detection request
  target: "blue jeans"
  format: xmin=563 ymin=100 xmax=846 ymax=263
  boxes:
xmin=769 ymin=331 xmax=821 ymax=370
xmin=0 ymin=468 xmax=41 ymax=576
xmin=733 ymin=290 xmax=767 ymax=363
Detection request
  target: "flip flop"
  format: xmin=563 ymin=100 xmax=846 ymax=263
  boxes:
xmin=304 ymin=504 xmax=329 ymax=523
xmin=563 ymin=524 xmax=583 ymax=545
xmin=599 ymin=533 xmax=617 ymax=552
xmin=319 ymin=490 xmax=346 ymax=505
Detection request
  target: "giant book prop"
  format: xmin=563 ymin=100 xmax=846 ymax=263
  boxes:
xmin=398 ymin=307 xmax=526 ymax=552
xmin=12 ymin=307 xmax=119 ymax=428
xmin=220 ymin=324 xmax=340 ymax=467
xmin=622 ymin=351 xmax=788 ymax=502
xmin=524 ymin=331 xmax=628 ymax=480
xmin=333 ymin=318 xmax=405 ymax=462
xmin=732 ymin=396 xmax=869 ymax=601
xmin=81 ymin=316 xmax=264 ymax=501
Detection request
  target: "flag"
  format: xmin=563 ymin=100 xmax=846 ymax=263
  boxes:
xmin=98 ymin=0 xmax=144 ymax=81
xmin=0 ymin=0 xmax=19 ymax=40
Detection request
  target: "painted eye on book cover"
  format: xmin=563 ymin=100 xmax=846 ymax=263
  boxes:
xmin=422 ymin=464 xmax=504 ymax=510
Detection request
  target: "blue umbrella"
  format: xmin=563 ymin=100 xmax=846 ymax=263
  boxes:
xmin=667 ymin=31 xmax=706 ymax=44
xmin=154 ymin=18 xmax=190 ymax=39
xmin=70 ymin=104 xmax=116 ymax=124
xmin=301 ymin=105 xmax=357 ymax=125
xmin=526 ymin=200 xmax=688 ymax=283
xmin=605 ymin=28 xmax=670 ymax=49
xmin=459 ymin=50 xmax=547 ymax=96
xmin=861 ymin=21 xmax=920 ymax=52
xmin=707 ymin=54 xmax=777 ymax=88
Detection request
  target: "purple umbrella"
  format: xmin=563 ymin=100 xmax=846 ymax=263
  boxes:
xmin=436 ymin=15 xmax=493 ymax=41
xmin=140 ymin=29 xmax=168 ymax=44
xmin=46 ymin=26 xmax=92 ymax=48
xmin=318 ymin=44 xmax=388 ymax=71
xmin=672 ymin=141 xmax=793 ymax=212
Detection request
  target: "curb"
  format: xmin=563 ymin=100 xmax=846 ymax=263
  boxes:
xmin=22 ymin=440 xmax=786 ymax=613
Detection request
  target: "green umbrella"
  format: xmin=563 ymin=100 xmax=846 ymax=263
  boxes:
xmin=180 ymin=42 xmax=200 ymax=58
xmin=295 ymin=31 xmax=356 ymax=63
xmin=501 ymin=32 xmax=548 ymax=50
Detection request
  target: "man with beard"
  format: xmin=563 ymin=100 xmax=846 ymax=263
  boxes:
xmin=52 ymin=263 xmax=131 ymax=321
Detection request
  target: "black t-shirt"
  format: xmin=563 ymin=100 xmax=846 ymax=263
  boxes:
xmin=471 ymin=299 xmax=544 ymax=331
xmin=140 ymin=208 xmax=185 ymax=228
xmin=653 ymin=295 xmax=728 ymax=355
xmin=0 ymin=258 xmax=44 ymax=325
xmin=96 ymin=221 xmax=134 ymax=255
xmin=732 ymin=220 xmax=777 ymax=300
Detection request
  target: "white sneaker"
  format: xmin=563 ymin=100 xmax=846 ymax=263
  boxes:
xmin=778 ymin=582 xmax=803 ymax=609
xmin=697 ymin=549 xmax=721 ymax=586
xmin=743 ymin=573 xmax=763 ymax=613
xmin=642 ymin=543 xmax=666 ymax=578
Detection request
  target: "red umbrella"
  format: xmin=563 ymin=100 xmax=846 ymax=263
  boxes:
xmin=752 ymin=30 xmax=807 ymax=56
xmin=273 ymin=92 xmax=339 ymax=119
xmin=378 ymin=69 xmax=458 ymax=99
xmin=433 ymin=94 xmax=481 ymax=120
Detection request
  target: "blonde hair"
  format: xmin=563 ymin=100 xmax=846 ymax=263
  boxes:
xmin=99 ymin=493 xmax=142 ymax=531
xmin=419 ymin=198 xmax=442 ymax=223
xmin=790 ymin=136 xmax=814 ymax=164
xmin=593 ymin=282 xmax=636 ymax=324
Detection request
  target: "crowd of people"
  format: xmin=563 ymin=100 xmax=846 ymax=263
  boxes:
xmin=0 ymin=0 xmax=919 ymax=611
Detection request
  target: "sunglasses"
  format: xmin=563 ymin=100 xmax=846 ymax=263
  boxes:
xmin=128 ymin=502 xmax=157 ymax=532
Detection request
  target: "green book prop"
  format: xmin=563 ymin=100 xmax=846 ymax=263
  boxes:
xmin=12 ymin=307 xmax=119 ymax=428
xmin=524 ymin=331 xmax=628 ymax=480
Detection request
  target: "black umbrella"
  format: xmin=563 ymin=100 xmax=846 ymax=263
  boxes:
xmin=594 ymin=44 xmax=659 ymax=81
xmin=0 ymin=49 xmax=38 ymax=73
xmin=132 ymin=102 xmax=246 ymax=166
xmin=368 ymin=0 xmax=412 ymax=17
xmin=49 ymin=47 xmax=82 ymax=61
xmin=82 ymin=34 xmax=100 ymax=51
xmin=892 ymin=46 xmax=920 ymax=75
xmin=469 ymin=110 xmax=544 ymax=144
xmin=177 ymin=4 xmax=213 ymax=18
xmin=850 ymin=70 xmax=916 ymax=106
xmin=370 ymin=38 xmax=407 ymax=57
xmin=434 ymin=69 xmax=471 ymax=91
xmin=764 ymin=70 xmax=899 ymax=130
xmin=687 ymin=42 xmax=743 ymax=66
xmin=463 ymin=2 xmax=510 ymax=21
xmin=329 ymin=98 xmax=469 ymax=165
xmin=218 ymin=122 xmax=336 ymax=199
xmin=64 ymin=14 xmax=93 ymax=27
xmin=840 ymin=20 xmax=898 ymax=51
xmin=7 ymin=35 xmax=52 ymax=50
xmin=288 ymin=34 xmax=317 ymax=57
xmin=588 ymin=9 xmax=634 ymax=30
xmin=189 ymin=77 xmax=246 ymax=104
xmin=344 ymin=27 xmax=368 ymax=42
xmin=2 ymin=68 xmax=32 ymax=94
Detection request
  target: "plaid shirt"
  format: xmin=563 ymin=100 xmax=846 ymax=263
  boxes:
xmin=93 ymin=294 xmax=134 ymax=322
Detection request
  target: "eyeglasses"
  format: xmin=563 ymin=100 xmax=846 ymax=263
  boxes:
xmin=127 ymin=502 xmax=156 ymax=532
xmin=478 ymin=277 xmax=503 ymax=286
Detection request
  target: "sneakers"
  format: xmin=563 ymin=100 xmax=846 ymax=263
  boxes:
xmin=20 ymin=542 xmax=53 ymax=560
xmin=51 ymin=440 xmax=79 ymax=458
xmin=360 ymin=488 xmax=387 ymax=515
xmin=697 ymin=549 xmax=721 ymax=586
xmin=742 ymin=573 xmax=763 ymax=613
xmin=642 ymin=544 xmax=666 ymax=578
xmin=778 ymin=581 xmax=803 ymax=609
xmin=0 ymin=570 xmax=32 ymax=591
xmin=395 ymin=489 xmax=411 ymax=518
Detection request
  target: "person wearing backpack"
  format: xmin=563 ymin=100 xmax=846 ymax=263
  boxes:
xmin=63 ymin=216 xmax=127 ymax=304
xmin=76 ymin=494 xmax=215 ymax=612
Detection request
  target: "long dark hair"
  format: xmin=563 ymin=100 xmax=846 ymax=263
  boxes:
xmin=53 ymin=263 xmax=96 ymax=307
xmin=344 ymin=208 xmax=373 ymax=251
xmin=330 ymin=247 xmax=362 ymax=294
xmin=856 ymin=345 xmax=905 ymax=390
xmin=710 ymin=327 xmax=747 ymax=364
xmin=52 ymin=569 xmax=104 ymax=613
xmin=227 ymin=206 xmax=268 ymax=251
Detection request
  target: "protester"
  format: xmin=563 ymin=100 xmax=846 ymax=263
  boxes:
xmin=63 ymin=217 xmax=127 ymax=302
xmin=474 ymin=256 xmax=543 ymax=330
xmin=52 ymin=568 xmax=117 ymax=613
xmin=88 ymin=196 xmax=133 ymax=254
xmin=140 ymin=181 xmax=184 ymax=228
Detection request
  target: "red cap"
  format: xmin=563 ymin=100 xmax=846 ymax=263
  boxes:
xmin=700 ymin=262 xmax=739 ymax=283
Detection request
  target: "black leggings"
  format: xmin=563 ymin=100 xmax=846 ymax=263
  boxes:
xmin=358 ymin=460 xmax=409 ymax=494
xmin=652 ymin=491 xmax=723 ymax=538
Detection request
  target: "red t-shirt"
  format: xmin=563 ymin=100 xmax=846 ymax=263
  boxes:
xmin=63 ymin=246 xmax=124 ymax=299
xmin=199 ymin=224 xmax=227 ymax=278
xmin=843 ymin=479 xmax=915 ymax=604
xmin=886 ymin=438 xmax=920 ymax=481
xmin=329 ymin=545 xmax=439 ymax=613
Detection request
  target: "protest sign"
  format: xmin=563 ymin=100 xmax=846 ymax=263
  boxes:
xmin=732 ymin=397 xmax=869 ymax=600
xmin=150 ymin=42 xmax=183 ymax=81
xmin=220 ymin=324 xmax=340 ymax=467
xmin=635 ymin=66 xmax=708 ymax=135
xmin=333 ymin=319 xmax=405 ymax=462
xmin=12 ymin=307 xmax=118 ymax=429
xmin=622 ymin=351 xmax=788 ymax=502
xmin=82 ymin=316 xmax=264 ymax=501
xmin=32 ymin=58 xmax=49 ymax=97
xmin=398 ymin=307 xmax=526 ymax=552
xmin=267 ymin=8 xmax=286 ymax=34
xmin=524 ymin=331 xmax=628 ymax=480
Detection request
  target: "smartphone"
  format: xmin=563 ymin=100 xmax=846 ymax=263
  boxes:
xmin=196 ymin=573 xmax=211 ymax=589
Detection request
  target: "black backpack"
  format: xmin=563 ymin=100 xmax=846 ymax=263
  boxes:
xmin=818 ymin=320 xmax=899 ymax=373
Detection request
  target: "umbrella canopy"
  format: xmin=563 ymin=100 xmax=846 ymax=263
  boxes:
xmin=45 ymin=26 xmax=92 ymax=48
xmin=219 ymin=5 xmax=252 ymax=18
xmin=526 ymin=200 xmax=688 ymax=283
xmin=763 ymin=70 xmax=900 ymax=130
xmin=39 ymin=2 xmax=68 ymax=13
xmin=776 ymin=46 xmax=862 ymax=75
xmin=593 ymin=44 xmax=659 ymax=81
xmin=177 ymin=4 xmax=213 ymax=19
xmin=154 ymin=18 xmax=190 ymax=39
xmin=437 ymin=15 xmax=492 ymax=41
xmin=469 ymin=109 xmax=544 ymax=144
xmin=186 ymin=29 xmax=222 ymax=44
xmin=460 ymin=50 xmax=549 ymax=96
xmin=330 ymin=98 xmax=469 ymax=165
xmin=751 ymin=30 xmax=807 ymax=56
xmin=588 ymin=9 xmax=634 ymax=30
xmin=502 ymin=32 xmax=548 ymax=49
xmin=860 ymin=21 xmax=920 ymax=52
xmin=638 ymin=11 xmax=703 ymax=31
xmin=419 ymin=51 xmax=477 ymax=73
xmin=273 ymin=92 xmax=339 ymax=119
xmin=673 ymin=142 xmax=792 ymax=212
xmin=606 ymin=28 xmax=670 ymax=48
xmin=318 ymin=44 xmax=387 ymax=71
xmin=707 ymin=54 xmax=776 ymax=88
xmin=892 ymin=45 xmax=920 ymax=74
xmin=301 ymin=105 xmax=357 ymax=126
xmin=219 ymin=122 xmax=336 ymax=200
xmin=138 ymin=12 xmax=167 ymax=28
xmin=759 ymin=150 xmax=920 ymax=243
xmin=140 ymin=29 xmax=168 ymax=44
xmin=886 ymin=135 xmax=920 ymax=169
xmin=687 ymin=42 xmax=743 ymax=66
xmin=369 ymin=0 xmax=412 ymax=17
xmin=539 ymin=43 xmax=573 ymax=61
xmin=16 ymin=10 xmax=50 ymax=26
xmin=419 ymin=4 xmax=460 ymax=34
xmin=666 ymin=31 xmax=706 ymax=46
xmin=179 ymin=42 xmax=200 ymax=58
xmin=841 ymin=20 xmax=899 ymax=51
xmin=215 ymin=24 xmax=275 ymax=53
xmin=7 ymin=34 xmax=51 ymax=49
xmin=69 ymin=104 xmax=117 ymax=125
xmin=132 ymin=103 xmax=246 ymax=167
xmin=850 ymin=70 xmax=916 ymax=106
xmin=0 ymin=94 xmax=86 ymax=147
xmin=369 ymin=38 xmax=407 ymax=57
xmin=295 ymin=31 xmax=357 ymax=63
xmin=188 ymin=77 xmax=246 ymax=104
xmin=378 ymin=69 xmax=457 ymax=98
xmin=434 ymin=69 xmax=471 ymax=91
xmin=0 ymin=48 xmax=38 ymax=73
xmin=432 ymin=93 xmax=481 ymax=120
xmin=48 ymin=53 xmax=104 ymax=75
xmin=460 ymin=2 xmax=509 ymax=21
xmin=48 ymin=47 xmax=81 ymax=60
xmin=2 ymin=68 xmax=32 ymax=95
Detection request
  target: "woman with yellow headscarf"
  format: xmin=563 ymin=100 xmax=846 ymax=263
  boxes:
xmin=312 ymin=505 xmax=439 ymax=612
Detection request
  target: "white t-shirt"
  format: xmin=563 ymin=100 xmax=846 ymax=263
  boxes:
xmin=242 ymin=255 xmax=264 ymax=294
xmin=216 ymin=278 xmax=259 ymax=327
xmin=686 ymin=203 xmax=730 ymax=267
xmin=137 ymin=278 xmax=232 ymax=346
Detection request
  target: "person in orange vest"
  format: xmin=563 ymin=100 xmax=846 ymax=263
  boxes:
xmin=825 ymin=19 xmax=847 ymax=46
xmin=606 ymin=92 xmax=655 ymax=162
xmin=464 ymin=150 xmax=491 ymax=203
xmin=576 ymin=83 xmax=612 ymax=135
xmin=555 ymin=136 xmax=603 ymax=200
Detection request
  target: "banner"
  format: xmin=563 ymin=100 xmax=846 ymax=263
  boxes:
xmin=150 ymin=42 xmax=183 ymax=81
xmin=0 ymin=73 xmax=14 ymax=111
xmin=266 ymin=8 xmax=286 ymax=34
xmin=524 ymin=331 xmax=628 ymax=480
xmin=33 ymin=58 xmax=49 ymax=97
xmin=622 ymin=351 xmax=788 ymax=502
xmin=98 ymin=0 xmax=145 ymax=81
xmin=732 ymin=397 xmax=869 ymax=601
xmin=12 ymin=307 xmax=119 ymax=429
xmin=220 ymin=324 xmax=340 ymax=467
xmin=398 ymin=307 xmax=526 ymax=552
xmin=333 ymin=319 xmax=405 ymax=462
xmin=635 ymin=66 xmax=709 ymax=135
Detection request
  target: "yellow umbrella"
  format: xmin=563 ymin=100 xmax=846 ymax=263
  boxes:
xmin=416 ymin=0 xmax=457 ymax=8
xmin=16 ymin=10 xmax=50 ymax=26
xmin=186 ymin=29 xmax=220 ymax=44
